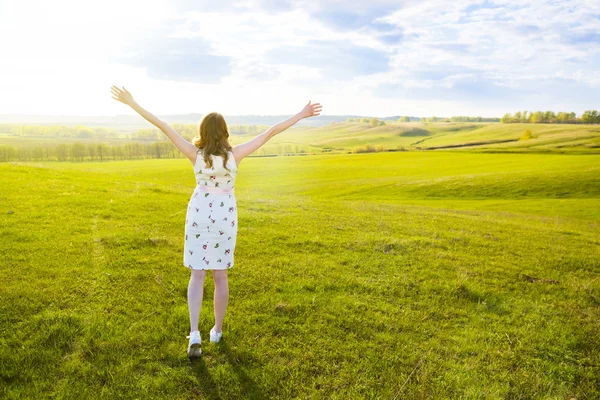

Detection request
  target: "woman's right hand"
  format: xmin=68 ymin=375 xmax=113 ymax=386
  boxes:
xmin=111 ymin=86 xmax=136 ymax=107
xmin=299 ymin=101 xmax=322 ymax=119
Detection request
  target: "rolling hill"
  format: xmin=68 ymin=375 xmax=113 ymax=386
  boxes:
xmin=255 ymin=122 xmax=600 ymax=155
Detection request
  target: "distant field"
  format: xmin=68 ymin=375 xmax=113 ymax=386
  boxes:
xmin=278 ymin=122 xmax=600 ymax=154
xmin=1 ymin=151 xmax=599 ymax=398
xmin=2 ymin=122 xmax=599 ymax=157
xmin=414 ymin=123 xmax=600 ymax=152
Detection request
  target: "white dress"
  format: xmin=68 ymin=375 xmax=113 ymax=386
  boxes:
xmin=183 ymin=149 xmax=238 ymax=270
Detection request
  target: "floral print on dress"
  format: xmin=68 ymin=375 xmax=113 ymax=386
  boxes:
xmin=183 ymin=150 xmax=237 ymax=270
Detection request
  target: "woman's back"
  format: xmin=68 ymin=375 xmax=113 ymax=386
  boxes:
xmin=194 ymin=150 xmax=237 ymax=190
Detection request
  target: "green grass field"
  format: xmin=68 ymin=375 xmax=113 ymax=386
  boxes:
xmin=1 ymin=152 xmax=599 ymax=398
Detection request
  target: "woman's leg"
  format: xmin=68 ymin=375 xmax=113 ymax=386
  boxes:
xmin=188 ymin=269 xmax=207 ymax=333
xmin=212 ymin=270 xmax=229 ymax=332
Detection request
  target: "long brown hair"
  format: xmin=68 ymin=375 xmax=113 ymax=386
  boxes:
xmin=192 ymin=112 xmax=233 ymax=171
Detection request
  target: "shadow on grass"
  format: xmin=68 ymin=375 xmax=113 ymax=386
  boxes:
xmin=219 ymin=339 xmax=265 ymax=400
xmin=188 ymin=339 xmax=265 ymax=400
xmin=454 ymin=284 xmax=509 ymax=316
xmin=189 ymin=357 xmax=222 ymax=400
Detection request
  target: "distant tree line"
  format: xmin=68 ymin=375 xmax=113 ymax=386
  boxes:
xmin=0 ymin=124 xmax=120 ymax=139
xmin=228 ymin=124 xmax=270 ymax=135
xmin=500 ymin=110 xmax=600 ymax=124
xmin=420 ymin=116 xmax=501 ymax=123
xmin=0 ymin=140 xmax=311 ymax=162
xmin=345 ymin=117 xmax=386 ymax=127
xmin=420 ymin=116 xmax=450 ymax=123
xmin=131 ymin=124 xmax=269 ymax=140
xmin=348 ymin=116 xmax=500 ymax=124
xmin=352 ymin=144 xmax=386 ymax=153
xmin=351 ymin=144 xmax=408 ymax=153
xmin=0 ymin=123 xmax=270 ymax=142
xmin=450 ymin=116 xmax=501 ymax=122
xmin=0 ymin=142 xmax=185 ymax=162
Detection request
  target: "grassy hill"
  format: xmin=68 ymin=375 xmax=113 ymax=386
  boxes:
xmin=260 ymin=122 xmax=600 ymax=155
xmin=414 ymin=123 xmax=600 ymax=153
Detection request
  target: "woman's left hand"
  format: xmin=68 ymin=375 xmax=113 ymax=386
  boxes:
xmin=111 ymin=86 xmax=136 ymax=107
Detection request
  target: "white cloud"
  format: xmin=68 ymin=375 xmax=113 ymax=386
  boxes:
xmin=0 ymin=0 xmax=598 ymax=117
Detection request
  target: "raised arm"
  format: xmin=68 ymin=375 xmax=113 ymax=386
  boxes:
xmin=111 ymin=86 xmax=198 ymax=163
xmin=233 ymin=101 xmax=322 ymax=165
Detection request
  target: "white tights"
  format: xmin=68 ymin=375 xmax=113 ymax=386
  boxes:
xmin=187 ymin=269 xmax=229 ymax=334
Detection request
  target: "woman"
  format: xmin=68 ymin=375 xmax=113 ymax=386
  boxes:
xmin=111 ymin=86 xmax=322 ymax=358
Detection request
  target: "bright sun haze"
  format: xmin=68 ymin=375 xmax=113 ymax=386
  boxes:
xmin=0 ymin=0 xmax=598 ymax=117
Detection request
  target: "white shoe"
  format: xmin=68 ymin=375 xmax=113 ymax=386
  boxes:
xmin=210 ymin=327 xmax=222 ymax=343
xmin=186 ymin=330 xmax=201 ymax=358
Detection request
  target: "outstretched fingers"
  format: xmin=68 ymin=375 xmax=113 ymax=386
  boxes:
xmin=312 ymin=103 xmax=322 ymax=116
xmin=110 ymin=85 xmax=134 ymax=105
xmin=111 ymin=86 xmax=122 ymax=98
xmin=110 ymin=85 xmax=136 ymax=106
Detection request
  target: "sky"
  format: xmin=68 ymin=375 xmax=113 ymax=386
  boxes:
xmin=0 ymin=0 xmax=598 ymax=118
